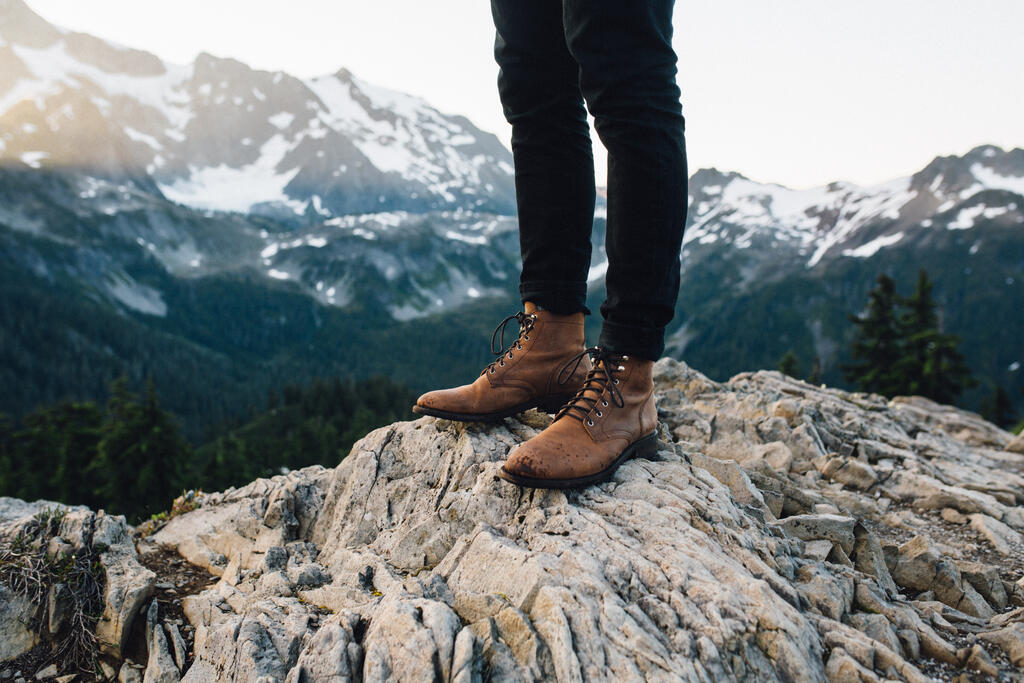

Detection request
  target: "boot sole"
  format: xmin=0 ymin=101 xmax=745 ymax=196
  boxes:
xmin=496 ymin=431 xmax=659 ymax=490
xmin=411 ymin=393 xmax=574 ymax=423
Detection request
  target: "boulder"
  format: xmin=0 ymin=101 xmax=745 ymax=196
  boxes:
xmin=6 ymin=358 xmax=1024 ymax=680
xmin=891 ymin=536 xmax=993 ymax=619
xmin=776 ymin=514 xmax=856 ymax=555
xmin=968 ymin=513 xmax=1023 ymax=555
xmin=0 ymin=584 xmax=38 ymax=662
xmin=94 ymin=514 xmax=156 ymax=656
xmin=979 ymin=622 xmax=1024 ymax=667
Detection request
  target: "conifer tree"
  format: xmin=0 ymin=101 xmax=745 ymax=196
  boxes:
xmin=898 ymin=270 xmax=974 ymax=403
xmin=843 ymin=274 xmax=905 ymax=395
xmin=778 ymin=350 xmax=800 ymax=378
xmin=0 ymin=413 xmax=13 ymax=499
xmin=89 ymin=376 xmax=191 ymax=521
xmin=808 ymin=356 xmax=822 ymax=386
xmin=846 ymin=270 xmax=974 ymax=403
xmin=981 ymin=385 xmax=1015 ymax=429
xmin=896 ymin=269 xmax=938 ymax=395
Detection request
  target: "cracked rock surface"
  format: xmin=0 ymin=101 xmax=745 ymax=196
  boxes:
xmin=3 ymin=359 xmax=1024 ymax=681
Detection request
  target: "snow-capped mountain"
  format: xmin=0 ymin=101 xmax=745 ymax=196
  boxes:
xmin=0 ymin=0 xmax=515 ymax=219
xmin=1 ymin=0 xmax=1022 ymax=430
xmin=637 ymin=144 xmax=1023 ymax=273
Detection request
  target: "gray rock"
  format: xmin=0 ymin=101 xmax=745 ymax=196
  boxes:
xmin=33 ymin=663 xmax=57 ymax=680
xmin=164 ymin=622 xmax=189 ymax=672
xmin=118 ymin=661 xmax=144 ymax=683
xmin=961 ymin=643 xmax=999 ymax=677
xmin=796 ymin=564 xmax=853 ymax=620
xmin=979 ymin=622 xmax=1024 ymax=667
xmin=968 ymin=512 xmax=1023 ymax=555
xmin=0 ymin=585 xmax=38 ymax=662
xmin=6 ymin=358 xmax=1024 ymax=681
xmin=804 ymin=539 xmax=834 ymax=562
xmin=844 ymin=613 xmax=902 ymax=655
xmin=815 ymin=455 xmax=878 ymax=490
xmin=94 ymin=514 xmax=156 ymax=657
xmin=776 ymin=514 xmax=856 ymax=554
xmin=891 ymin=535 xmax=994 ymax=619
xmin=46 ymin=583 xmax=73 ymax=636
xmin=956 ymin=560 xmax=1009 ymax=610
xmin=939 ymin=507 xmax=967 ymax=524
xmin=144 ymin=615 xmax=180 ymax=683
xmin=850 ymin=524 xmax=898 ymax=596
xmin=1006 ymin=431 xmax=1024 ymax=454
xmin=285 ymin=612 xmax=363 ymax=683
xmin=824 ymin=647 xmax=879 ymax=682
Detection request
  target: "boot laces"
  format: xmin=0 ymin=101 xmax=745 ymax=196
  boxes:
xmin=483 ymin=311 xmax=537 ymax=375
xmin=554 ymin=346 xmax=626 ymax=424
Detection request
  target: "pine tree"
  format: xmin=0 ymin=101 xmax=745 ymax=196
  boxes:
xmin=778 ymin=350 xmax=800 ymax=378
xmin=843 ymin=274 xmax=906 ymax=396
xmin=897 ymin=270 xmax=974 ymax=403
xmin=981 ymin=385 xmax=1015 ymax=429
xmin=88 ymin=376 xmax=191 ymax=522
xmin=808 ymin=356 xmax=822 ymax=386
xmin=846 ymin=270 xmax=974 ymax=403
xmin=0 ymin=413 xmax=14 ymax=499
xmin=896 ymin=269 xmax=938 ymax=395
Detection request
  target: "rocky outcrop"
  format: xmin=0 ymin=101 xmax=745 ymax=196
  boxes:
xmin=2 ymin=359 xmax=1024 ymax=681
xmin=0 ymin=500 xmax=155 ymax=672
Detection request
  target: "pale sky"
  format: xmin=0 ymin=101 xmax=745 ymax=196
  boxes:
xmin=24 ymin=0 xmax=1024 ymax=189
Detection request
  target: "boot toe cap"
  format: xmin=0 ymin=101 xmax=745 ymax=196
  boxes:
xmin=415 ymin=386 xmax=476 ymax=414
xmin=502 ymin=434 xmax=579 ymax=481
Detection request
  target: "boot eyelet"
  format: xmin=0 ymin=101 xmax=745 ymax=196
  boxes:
xmin=508 ymin=353 xmax=514 ymax=359
xmin=586 ymin=419 xmax=594 ymax=426
xmin=490 ymin=368 xmax=495 ymax=374
xmin=524 ymin=335 xmax=530 ymax=340
xmin=618 ymin=365 xmax=625 ymax=371
xmin=601 ymin=400 xmax=608 ymax=406
xmin=613 ymin=379 xmax=619 ymax=384
xmin=499 ymin=360 xmax=505 ymax=366
xmin=596 ymin=410 xmax=602 ymax=417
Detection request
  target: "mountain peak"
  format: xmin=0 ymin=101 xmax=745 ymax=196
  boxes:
xmin=0 ymin=0 xmax=61 ymax=48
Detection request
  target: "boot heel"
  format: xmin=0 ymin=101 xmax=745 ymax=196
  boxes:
xmin=536 ymin=394 xmax=572 ymax=413
xmin=632 ymin=432 xmax=659 ymax=460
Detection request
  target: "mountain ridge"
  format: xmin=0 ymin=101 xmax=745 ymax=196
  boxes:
xmin=1 ymin=0 xmax=1022 ymax=436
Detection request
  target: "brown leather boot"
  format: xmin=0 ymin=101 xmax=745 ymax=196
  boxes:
xmin=412 ymin=302 xmax=591 ymax=422
xmin=497 ymin=347 xmax=659 ymax=488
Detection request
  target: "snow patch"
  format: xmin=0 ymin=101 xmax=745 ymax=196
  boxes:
xmin=157 ymin=135 xmax=300 ymax=213
xmin=268 ymin=111 xmax=295 ymax=130
xmin=444 ymin=230 xmax=487 ymax=245
xmin=107 ymin=277 xmax=167 ymax=316
xmin=841 ymin=232 xmax=905 ymax=258
xmin=971 ymin=163 xmax=1024 ymax=196
xmin=948 ymin=204 xmax=1009 ymax=230
xmin=20 ymin=151 xmax=48 ymax=168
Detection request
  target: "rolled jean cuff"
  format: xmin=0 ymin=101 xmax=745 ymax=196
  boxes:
xmin=519 ymin=280 xmax=590 ymax=315
xmin=598 ymin=319 xmax=665 ymax=361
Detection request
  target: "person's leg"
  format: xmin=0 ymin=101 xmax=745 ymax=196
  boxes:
xmin=411 ymin=1 xmax=598 ymax=422
xmin=499 ymin=0 xmax=686 ymax=489
xmin=491 ymin=0 xmax=595 ymax=315
xmin=563 ymin=0 xmax=688 ymax=360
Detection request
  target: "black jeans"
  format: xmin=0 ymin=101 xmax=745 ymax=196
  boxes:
xmin=490 ymin=0 xmax=688 ymax=361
